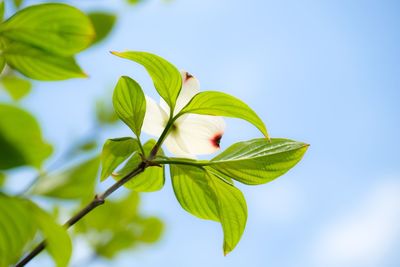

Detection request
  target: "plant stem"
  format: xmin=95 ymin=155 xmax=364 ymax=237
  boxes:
xmin=149 ymin=118 xmax=175 ymax=158
xmin=152 ymin=159 xmax=207 ymax=167
xmin=16 ymin=162 xmax=147 ymax=267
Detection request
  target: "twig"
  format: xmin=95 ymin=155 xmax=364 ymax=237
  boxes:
xmin=16 ymin=162 xmax=147 ymax=267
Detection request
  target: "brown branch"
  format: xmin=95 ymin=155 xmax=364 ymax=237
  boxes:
xmin=16 ymin=162 xmax=147 ymax=267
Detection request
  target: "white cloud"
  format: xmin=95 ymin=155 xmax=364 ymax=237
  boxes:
xmin=311 ymin=180 xmax=400 ymax=267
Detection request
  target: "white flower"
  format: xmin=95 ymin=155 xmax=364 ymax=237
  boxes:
xmin=142 ymin=71 xmax=225 ymax=158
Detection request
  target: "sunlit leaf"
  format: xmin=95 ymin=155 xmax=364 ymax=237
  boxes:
xmin=180 ymin=91 xmax=268 ymax=137
xmin=31 ymin=203 xmax=72 ymax=267
xmin=170 ymin=165 xmax=247 ymax=254
xmin=0 ymin=104 xmax=52 ymax=170
xmin=1 ymin=75 xmax=31 ymax=100
xmin=3 ymin=43 xmax=86 ymax=80
xmin=0 ymin=194 xmax=72 ymax=267
xmin=100 ymin=137 xmax=139 ymax=181
xmin=0 ymin=3 xmax=95 ymax=56
xmin=136 ymin=217 xmax=163 ymax=243
xmin=0 ymin=194 xmax=36 ymax=266
xmin=112 ymin=51 xmax=182 ymax=112
xmin=208 ymin=138 xmax=309 ymax=185
xmin=31 ymin=156 xmax=100 ymax=199
xmin=113 ymin=76 xmax=146 ymax=137
xmin=114 ymin=139 xmax=165 ymax=192
xmin=75 ymin=192 xmax=163 ymax=259
xmin=88 ymin=12 xmax=116 ymax=45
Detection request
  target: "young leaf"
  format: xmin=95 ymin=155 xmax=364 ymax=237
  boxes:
xmin=0 ymin=3 xmax=95 ymax=56
xmin=1 ymin=75 xmax=31 ymax=100
xmin=113 ymin=76 xmax=146 ymax=137
xmin=170 ymin=165 xmax=247 ymax=254
xmin=3 ymin=43 xmax=86 ymax=80
xmin=88 ymin=12 xmax=116 ymax=45
xmin=180 ymin=91 xmax=269 ymax=138
xmin=100 ymin=137 xmax=139 ymax=181
xmin=113 ymin=140 xmax=165 ymax=192
xmin=208 ymin=138 xmax=309 ymax=185
xmin=0 ymin=104 xmax=52 ymax=170
xmin=30 ymin=202 xmax=72 ymax=267
xmin=31 ymin=156 xmax=100 ymax=199
xmin=112 ymin=51 xmax=182 ymax=112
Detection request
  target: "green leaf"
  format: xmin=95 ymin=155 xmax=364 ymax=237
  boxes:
xmin=170 ymin=165 xmax=247 ymax=254
xmin=100 ymin=137 xmax=139 ymax=181
xmin=1 ymin=75 xmax=31 ymax=100
xmin=127 ymin=0 xmax=142 ymax=5
xmin=113 ymin=76 xmax=146 ymax=137
xmin=0 ymin=55 xmax=5 ymax=73
xmin=0 ymin=194 xmax=71 ymax=267
xmin=31 ymin=156 xmax=100 ymax=199
xmin=180 ymin=91 xmax=269 ymax=138
xmin=0 ymin=104 xmax=52 ymax=170
xmin=112 ymin=51 xmax=182 ymax=112
xmin=0 ymin=1 xmax=4 ymax=22
xmin=31 ymin=203 xmax=72 ymax=267
xmin=0 ymin=172 xmax=5 ymax=187
xmin=88 ymin=12 xmax=116 ymax=45
xmin=114 ymin=139 xmax=165 ymax=192
xmin=3 ymin=43 xmax=86 ymax=80
xmin=96 ymin=99 xmax=119 ymax=125
xmin=0 ymin=3 xmax=95 ymax=56
xmin=0 ymin=194 xmax=36 ymax=266
xmin=136 ymin=217 xmax=164 ymax=243
xmin=75 ymin=192 xmax=163 ymax=259
xmin=208 ymin=138 xmax=309 ymax=185
xmin=13 ymin=0 xmax=23 ymax=8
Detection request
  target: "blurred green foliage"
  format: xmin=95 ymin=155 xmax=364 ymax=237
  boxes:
xmin=89 ymin=12 xmax=117 ymax=45
xmin=0 ymin=104 xmax=52 ymax=170
xmin=0 ymin=194 xmax=72 ymax=266
xmin=0 ymin=1 xmax=164 ymax=266
xmin=31 ymin=156 xmax=100 ymax=200
xmin=75 ymin=192 xmax=163 ymax=259
xmin=0 ymin=74 xmax=31 ymax=100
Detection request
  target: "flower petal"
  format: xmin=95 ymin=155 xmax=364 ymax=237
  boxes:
xmin=164 ymin=132 xmax=195 ymax=158
xmin=142 ymin=96 xmax=168 ymax=137
xmin=175 ymin=71 xmax=200 ymax=114
xmin=175 ymin=114 xmax=226 ymax=155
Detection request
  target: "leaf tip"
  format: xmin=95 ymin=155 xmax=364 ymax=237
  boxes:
xmin=81 ymin=72 xmax=89 ymax=78
xmin=223 ymin=243 xmax=232 ymax=256
xmin=110 ymin=51 xmax=122 ymax=57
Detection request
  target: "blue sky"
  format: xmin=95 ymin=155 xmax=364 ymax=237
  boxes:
xmin=14 ymin=0 xmax=400 ymax=266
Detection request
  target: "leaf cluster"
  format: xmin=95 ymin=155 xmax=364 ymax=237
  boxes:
xmin=102 ymin=51 xmax=309 ymax=254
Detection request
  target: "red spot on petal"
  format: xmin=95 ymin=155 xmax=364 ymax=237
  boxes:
xmin=211 ymin=132 xmax=223 ymax=148
xmin=185 ymin=72 xmax=193 ymax=81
